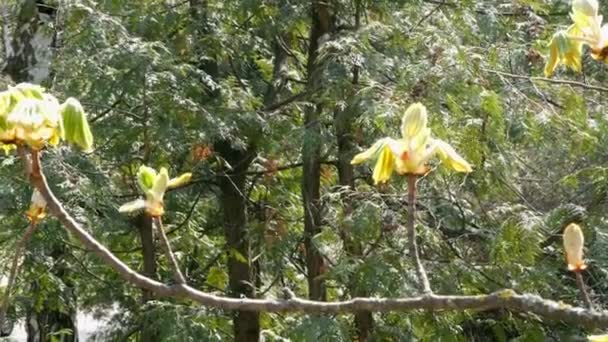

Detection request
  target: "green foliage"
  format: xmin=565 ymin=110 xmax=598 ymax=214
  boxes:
xmin=2 ymin=0 xmax=608 ymax=340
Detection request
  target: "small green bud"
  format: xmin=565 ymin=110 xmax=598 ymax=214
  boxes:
xmin=137 ymin=166 xmax=157 ymax=192
xmin=122 ymin=166 xmax=191 ymax=217
xmin=60 ymin=98 xmax=93 ymax=152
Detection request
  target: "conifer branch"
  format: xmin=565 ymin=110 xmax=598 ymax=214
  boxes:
xmin=485 ymin=69 xmax=608 ymax=93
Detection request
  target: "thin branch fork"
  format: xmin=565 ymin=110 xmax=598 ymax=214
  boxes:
xmin=23 ymin=151 xmax=608 ymax=328
xmin=0 ymin=222 xmax=38 ymax=328
xmin=153 ymin=216 xmax=186 ymax=284
xmin=576 ymin=271 xmax=593 ymax=310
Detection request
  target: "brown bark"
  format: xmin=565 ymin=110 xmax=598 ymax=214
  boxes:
xmin=335 ymin=55 xmax=374 ymax=342
xmin=335 ymin=2 xmax=373 ymax=336
xmin=133 ymin=214 xmax=157 ymax=342
xmin=189 ymin=0 xmax=260 ymax=339
xmin=263 ymin=35 xmax=290 ymax=107
xmin=214 ymin=142 xmax=259 ymax=342
xmin=575 ymin=271 xmax=592 ymax=309
xmin=5 ymin=3 xmax=78 ymax=340
xmin=134 ymin=214 xmax=156 ymax=302
xmin=302 ymin=0 xmax=334 ymax=302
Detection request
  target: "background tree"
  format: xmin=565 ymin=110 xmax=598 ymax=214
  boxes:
xmin=3 ymin=0 xmax=608 ymax=341
xmin=2 ymin=1 xmax=79 ymax=340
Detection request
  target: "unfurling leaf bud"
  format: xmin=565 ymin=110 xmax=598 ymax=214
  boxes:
xmin=401 ymin=103 xmax=428 ymax=139
xmin=137 ymin=166 xmax=157 ymax=192
xmin=12 ymin=83 xmax=45 ymax=100
xmin=152 ymin=168 xmax=170 ymax=200
xmin=25 ymin=189 xmax=47 ymax=223
xmin=563 ymin=223 xmax=587 ymax=272
xmin=168 ymin=172 xmax=192 ymax=189
xmin=572 ymin=0 xmax=598 ymax=17
xmin=588 ymin=333 xmax=608 ymax=342
xmin=61 ymin=98 xmax=93 ymax=152
xmin=118 ymin=199 xmax=146 ymax=214
xmin=122 ymin=165 xmax=192 ymax=217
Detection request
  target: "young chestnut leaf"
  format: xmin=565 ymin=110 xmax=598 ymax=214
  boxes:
xmin=351 ymin=102 xmax=472 ymax=184
xmin=60 ymin=98 xmax=93 ymax=152
xmin=120 ymin=165 xmax=192 ymax=217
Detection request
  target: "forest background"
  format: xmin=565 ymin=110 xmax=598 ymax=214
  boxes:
xmin=2 ymin=0 xmax=608 ymax=341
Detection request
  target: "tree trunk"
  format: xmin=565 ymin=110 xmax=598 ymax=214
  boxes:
xmin=189 ymin=1 xmax=259 ymax=339
xmin=2 ymin=0 xmax=54 ymax=84
xmin=302 ymin=0 xmax=334 ymax=302
xmin=215 ymin=142 xmax=259 ymax=342
xmin=4 ymin=2 xmax=78 ymax=341
xmin=335 ymin=103 xmax=374 ymax=341
xmin=26 ymin=244 xmax=78 ymax=342
xmin=134 ymin=214 xmax=157 ymax=341
xmin=335 ymin=1 xmax=373 ymax=339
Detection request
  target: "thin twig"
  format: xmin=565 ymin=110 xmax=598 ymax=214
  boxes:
xmin=407 ymin=175 xmax=432 ymax=294
xmin=485 ymin=69 xmax=608 ymax=93
xmin=576 ymin=271 xmax=593 ymax=310
xmin=153 ymin=216 xmax=186 ymax=284
xmin=20 ymin=150 xmax=608 ymax=327
xmin=0 ymin=222 xmax=38 ymax=327
xmin=410 ymin=2 xmax=444 ymax=33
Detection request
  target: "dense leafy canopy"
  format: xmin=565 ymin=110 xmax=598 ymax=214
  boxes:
xmin=2 ymin=0 xmax=608 ymax=341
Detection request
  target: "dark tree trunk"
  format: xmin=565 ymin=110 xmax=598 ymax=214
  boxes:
xmin=2 ymin=0 xmax=54 ymax=84
xmin=335 ymin=104 xmax=374 ymax=340
xmin=26 ymin=244 xmax=78 ymax=342
xmin=335 ymin=1 xmax=373 ymax=339
xmin=4 ymin=2 xmax=78 ymax=341
xmin=302 ymin=0 xmax=334 ymax=302
xmin=136 ymin=214 xmax=156 ymax=302
xmin=263 ymin=35 xmax=290 ymax=107
xmin=215 ymin=142 xmax=259 ymax=342
xmin=133 ymin=214 xmax=157 ymax=341
xmin=335 ymin=102 xmax=374 ymax=340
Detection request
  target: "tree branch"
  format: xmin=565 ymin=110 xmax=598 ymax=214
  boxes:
xmin=153 ymin=216 xmax=186 ymax=284
xmin=576 ymin=271 xmax=593 ymax=310
xmin=22 ymin=150 xmax=608 ymax=329
xmin=407 ymin=175 xmax=432 ymax=294
xmin=484 ymin=69 xmax=608 ymax=93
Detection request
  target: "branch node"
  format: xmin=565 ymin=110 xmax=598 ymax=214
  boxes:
xmin=282 ymin=287 xmax=296 ymax=300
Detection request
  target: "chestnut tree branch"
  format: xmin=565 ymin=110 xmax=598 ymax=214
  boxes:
xmin=23 ymin=150 xmax=608 ymax=329
xmin=153 ymin=216 xmax=186 ymax=284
